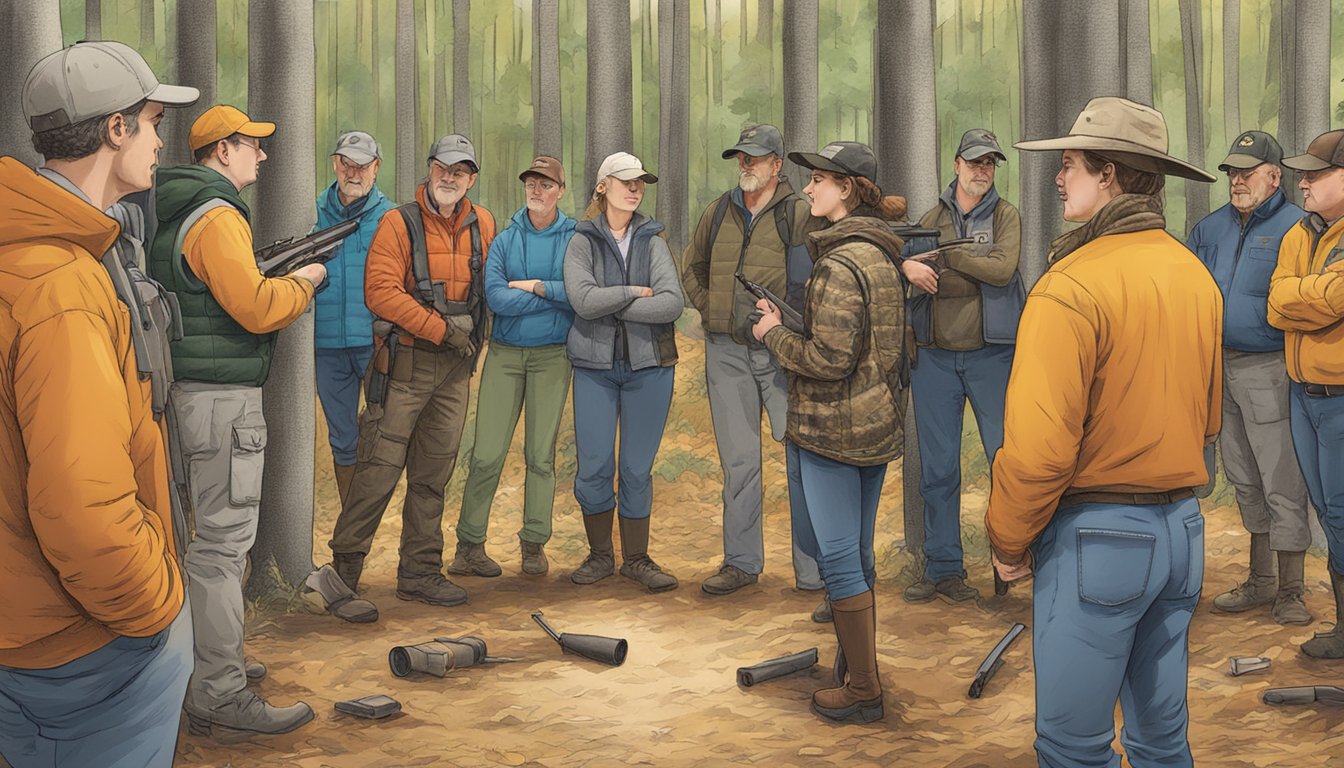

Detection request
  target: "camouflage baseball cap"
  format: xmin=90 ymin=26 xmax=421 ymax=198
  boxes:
xmin=23 ymin=41 xmax=199 ymax=132
xmin=333 ymin=131 xmax=381 ymax=165
xmin=722 ymin=124 xmax=785 ymax=159
xmin=1219 ymin=131 xmax=1283 ymax=172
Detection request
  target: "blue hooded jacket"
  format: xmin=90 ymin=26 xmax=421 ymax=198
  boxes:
xmin=485 ymin=206 xmax=577 ymax=347
xmin=313 ymin=181 xmax=395 ymax=348
xmin=1187 ymin=188 xmax=1303 ymax=352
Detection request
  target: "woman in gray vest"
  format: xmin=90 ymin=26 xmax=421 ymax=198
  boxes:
xmin=563 ymin=152 xmax=684 ymax=593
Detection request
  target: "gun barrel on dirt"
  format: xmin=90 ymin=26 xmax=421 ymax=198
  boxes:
xmin=532 ymin=611 xmax=628 ymax=667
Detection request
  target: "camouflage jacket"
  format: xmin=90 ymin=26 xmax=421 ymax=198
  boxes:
xmin=763 ymin=215 xmax=908 ymax=466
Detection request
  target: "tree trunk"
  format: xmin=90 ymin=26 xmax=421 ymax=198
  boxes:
xmin=0 ymin=2 xmax=62 ymax=169
xmin=1179 ymin=0 xmax=1208 ymax=234
xmin=657 ymin=0 xmax=691 ymax=258
xmin=142 ymin=0 xmax=156 ymax=50
xmin=1119 ymin=0 xmax=1152 ymax=105
xmin=712 ymin=0 xmax=723 ymax=106
xmin=87 ymin=0 xmax=102 ymax=39
xmin=371 ymin=0 xmax=381 ymax=109
xmin=585 ymin=0 xmax=634 ymax=196
xmin=782 ymin=0 xmax=818 ymax=192
xmin=1290 ymin=0 xmax=1331 ymax=209
xmin=874 ymin=0 xmax=938 ymax=561
xmin=1258 ymin=0 xmax=1280 ymax=129
xmin=453 ymin=0 xmax=472 ymax=134
xmin=758 ymin=0 xmax=773 ymax=117
xmin=247 ymin=0 xmax=318 ymax=597
xmin=533 ymin=1 xmax=562 ymax=158
xmin=436 ymin=0 xmax=450 ymax=140
xmin=168 ymin=0 xmax=217 ymax=168
xmin=1223 ymin=0 xmax=1240 ymax=140
xmin=396 ymin=0 xmax=418 ymax=200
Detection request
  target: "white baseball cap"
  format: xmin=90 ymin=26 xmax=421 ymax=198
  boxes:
xmin=595 ymin=152 xmax=658 ymax=184
xmin=23 ymin=41 xmax=199 ymax=132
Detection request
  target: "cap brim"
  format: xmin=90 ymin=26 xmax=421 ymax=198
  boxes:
xmin=787 ymin=151 xmax=850 ymax=176
xmin=147 ymin=83 xmax=200 ymax=107
xmin=430 ymin=151 xmax=479 ymax=171
xmin=1013 ymin=134 xmax=1218 ymax=182
xmin=1217 ymin=153 xmax=1267 ymax=172
xmin=237 ymin=120 xmax=276 ymax=139
xmin=959 ymin=146 xmax=1006 ymax=162
xmin=519 ymin=169 xmax=563 ymax=184
xmin=1281 ymin=153 xmax=1334 ymax=172
xmin=334 ymin=148 xmax=378 ymax=165
xmin=609 ymin=169 xmax=657 ymax=183
xmin=721 ymin=143 xmax=776 ymax=159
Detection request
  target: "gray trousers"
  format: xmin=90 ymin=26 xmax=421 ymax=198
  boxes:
xmin=705 ymin=333 xmax=821 ymax=587
xmin=171 ymin=382 xmax=267 ymax=712
xmin=1220 ymin=349 xmax=1312 ymax=552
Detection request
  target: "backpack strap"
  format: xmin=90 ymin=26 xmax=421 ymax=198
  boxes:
xmin=705 ymin=192 xmax=733 ymax=252
xmin=774 ymin=194 xmax=797 ymax=248
xmin=396 ymin=202 xmax=435 ymax=308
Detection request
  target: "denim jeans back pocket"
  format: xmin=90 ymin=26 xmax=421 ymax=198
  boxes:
xmin=1077 ymin=529 xmax=1155 ymax=607
xmin=1181 ymin=514 xmax=1205 ymax=599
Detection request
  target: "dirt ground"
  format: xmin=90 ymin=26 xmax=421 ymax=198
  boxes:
xmin=176 ymin=329 xmax=1343 ymax=768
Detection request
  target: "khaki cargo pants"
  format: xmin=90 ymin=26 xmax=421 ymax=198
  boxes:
xmin=329 ymin=341 xmax=473 ymax=576
xmin=170 ymin=382 xmax=266 ymax=711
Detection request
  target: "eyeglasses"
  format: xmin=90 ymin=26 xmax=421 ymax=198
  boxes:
xmin=1227 ymin=165 xmax=1266 ymax=182
xmin=338 ymin=157 xmax=375 ymax=172
xmin=1298 ymin=167 xmax=1342 ymax=184
xmin=523 ymin=179 xmax=558 ymax=192
xmin=234 ymin=138 xmax=263 ymax=153
xmin=962 ymin=157 xmax=999 ymax=170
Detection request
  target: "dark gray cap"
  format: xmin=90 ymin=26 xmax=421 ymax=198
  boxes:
xmin=722 ymin=124 xmax=785 ymax=159
xmin=956 ymin=128 xmax=1006 ymax=163
xmin=1282 ymin=130 xmax=1344 ymax=172
xmin=333 ymin=131 xmax=381 ymax=164
xmin=1219 ymin=131 xmax=1283 ymax=172
xmin=787 ymin=142 xmax=878 ymax=186
xmin=428 ymin=134 xmax=478 ymax=171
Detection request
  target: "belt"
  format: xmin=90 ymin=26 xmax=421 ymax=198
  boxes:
xmin=1060 ymin=488 xmax=1195 ymax=508
xmin=1303 ymin=382 xmax=1344 ymax=397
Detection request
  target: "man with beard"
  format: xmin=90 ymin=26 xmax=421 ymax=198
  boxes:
xmin=1187 ymin=131 xmax=1312 ymax=626
xmin=682 ymin=124 xmax=825 ymax=612
xmin=313 ymin=131 xmax=395 ymax=507
xmin=328 ymin=134 xmax=496 ymax=611
xmin=901 ymin=128 xmax=1024 ymax=605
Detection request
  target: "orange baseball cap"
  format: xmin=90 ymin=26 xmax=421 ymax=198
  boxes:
xmin=189 ymin=104 xmax=276 ymax=152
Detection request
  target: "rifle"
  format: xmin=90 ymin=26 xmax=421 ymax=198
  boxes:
xmin=735 ymin=272 xmax=805 ymax=334
xmin=254 ymin=219 xmax=359 ymax=277
xmin=891 ymin=225 xmax=989 ymax=272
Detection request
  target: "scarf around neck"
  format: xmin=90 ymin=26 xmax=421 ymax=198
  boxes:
xmin=1046 ymin=193 xmax=1166 ymax=265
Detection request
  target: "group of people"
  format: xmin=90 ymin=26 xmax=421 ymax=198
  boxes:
xmin=3 ymin=37 xmax=1344 ymax=768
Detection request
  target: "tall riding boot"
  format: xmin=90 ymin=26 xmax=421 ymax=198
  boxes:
xmin=570 ymin=509 xmax=616 ymax=584
xmin=333 ymin=463 xmax=356 ymax=508
xmin=1302 ymin=568 xmax=1344 ymax=659
xmin=812 ymin=590 xmax=883 ymax=723
xmin=1213 ymin=532 xmax=1276 ymax=612
xmin=618 ymin=516 xmax=679 ymax=592
xmin=1272 ymin=550 xmax=1312 ymax=625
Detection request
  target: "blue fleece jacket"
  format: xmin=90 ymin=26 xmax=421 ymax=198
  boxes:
xmin=485 ymin=206 xmax=577 ymax=347
xmin=1187 ymin=188 xmax=1303 ymax=352
xmin=313 ymin=181 xmax=395 ymax=348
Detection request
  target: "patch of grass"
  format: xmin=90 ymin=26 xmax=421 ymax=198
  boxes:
xmin=652 ymin=448 xmax=718 ymax=483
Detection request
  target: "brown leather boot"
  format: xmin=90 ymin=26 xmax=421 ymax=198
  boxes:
xmin=333 ymin=463 xmax=356 ymax=507
xmin=617 ymin=516 xmax=678 ymax=592
xmin=812 ymin=590 xmax=883 ymax=723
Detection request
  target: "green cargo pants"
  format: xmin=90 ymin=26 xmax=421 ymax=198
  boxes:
xmin=456 ymin=341 xmax=572 ymax=545
xmin=329 ymin=341 xmax=473 ymax=575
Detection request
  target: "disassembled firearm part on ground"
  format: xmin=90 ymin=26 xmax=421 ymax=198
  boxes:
xmin=1227 ymin=656 xmax=1271 ymax=676
xmin=532 ymin=611 xmax=629 ymax=667
xmin=737 ymin=648 xmax=819 ymax=687
xmin=968 ymin=622 xmax=1026 ymax=699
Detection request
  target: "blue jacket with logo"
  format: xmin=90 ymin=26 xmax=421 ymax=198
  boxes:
xmin=485 ymin=206 xmax=577 ymax=347
xmin=313 ymin=181 xmax=395 ymax=348
xmin=1187 ymin=189 xmax=1303 ymax=352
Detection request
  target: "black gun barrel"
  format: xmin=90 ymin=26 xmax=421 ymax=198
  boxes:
xmin=256 ymin=219 xmax=359 ymax=277
xmin=531 ymin=611 xmax=561 ymax=644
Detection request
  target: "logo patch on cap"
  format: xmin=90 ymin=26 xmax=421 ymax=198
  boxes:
xmin=533 ymin=159 xmax=546 ymax=167
xmin=819 ymin=144 xmax=845 ymax=159
xmin=1239 ymin=134 xmax=1256 ymax=147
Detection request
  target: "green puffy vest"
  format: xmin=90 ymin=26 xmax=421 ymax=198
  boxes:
xmin=148 ymin=165 xmax=276 ymax=386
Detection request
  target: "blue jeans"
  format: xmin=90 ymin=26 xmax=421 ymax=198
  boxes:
xmin=1289 ymin=382 xmax=1344 ymax=574
xmin=910 ymin=344 xmax=1014 ymax=581
xmin=572 ymin=361 xmax=675 ymax=519
xmin=0 ymin=601 xmax=193 ymax=768
xmin=787 ymin=443 xmax=887 ymax=601
xmin=316 ymin=345 xmax=374 ymax=466
xmin=1032 ymin=499 xmax=1202 ymax=768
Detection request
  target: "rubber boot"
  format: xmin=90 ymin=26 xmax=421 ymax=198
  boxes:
xmin=1302 ymin=568 xmax=1344 ymax=659
xmin=812 ymin=591 xmax=883 ymax=723
xmin=333 ymin=463 xmax=355 ymax=507
xmin=571 ymin=510 xmax=616 ymax=584
xmin=618 ymin=516 xmax=678 ymax=592
xmin=1272 ymin=550 xmax=1312 ymax=625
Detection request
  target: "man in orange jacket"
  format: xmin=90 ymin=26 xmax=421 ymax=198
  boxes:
xmin=0 ymin=42 xmax=198 ymax=768
xmin=1271 ymin=129 xmax=1344 ymax=661
xmin=327 ymin=134 xmax=496 ymax=613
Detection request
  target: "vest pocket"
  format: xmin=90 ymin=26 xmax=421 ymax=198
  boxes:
xmin=1076 ymin=529 xmax=1155 ymax=606
xmin=228 ymin=424 xmax=267 ymax=506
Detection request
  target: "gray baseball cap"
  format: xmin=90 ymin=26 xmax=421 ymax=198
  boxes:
xmin=23 ymin=41 xmax=199 ymax=132
xmin=1219 ymin=131 xmax=1283 ymax=172
xmin=722 ymin=124 xmax=785 ymax=159
xmin=333 ymin=131 xmax=381 ymax=164
xmin=788 ymin=141 xmax=879 ymax=186
xmin=428 ymin=134 xmax=478 ymax=171
xmin=957 ymin=128 xmax=1006 ymax=163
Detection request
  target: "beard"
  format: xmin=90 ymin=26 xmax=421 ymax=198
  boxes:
xmin=962 ymin=177 xmax=992 ymax=198
xmin=338 ymin=179 xmax=367 ymax=199
xmin=739 ymin=170 xmax=769 ymax=193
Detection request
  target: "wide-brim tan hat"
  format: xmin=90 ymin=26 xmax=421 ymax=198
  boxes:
xmin=1014 ymin=97 xmax=1217 ymax=183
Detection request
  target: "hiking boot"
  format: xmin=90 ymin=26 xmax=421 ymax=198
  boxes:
xmin=701 ymin=565 xmax=758 ymax=596
xmin=812 ymin=591 xmax=883 ymax=723
xmin=621 ymin=555 xmax=680 ymax=593
xmin=1273 ymin=550 xmax=1312 ymax=625
xmin=903 ymin=578 xmax=936 ymax=603
xmin=306 ymin=564 xmax=380 ymax=623
xmin=332 ymin=551 xmax=365 ymax=593
xmin=811 ymin=596 xmax=833 ymax=623
xmin=244 ymin=657 xmax=267 ymax=683
xmin=1302 ymin=569 xmax=1344 ymax=660
xmin=396 ymin=572 xmax=468 ymax=607
xmin=447 ymin=541 xmax=502 ymax=578
xmin=1212 ymin=575 xmax=1277 ymax=613
xmin=186 ymin=690 xmax=314 ymax=737
xmin=521 ymin=539 xmax=549 ymax=575
xmin=572 ymin=509 xmax=616 ymax=584
xmin=905 ymin=575 xmax=979 ymax=603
